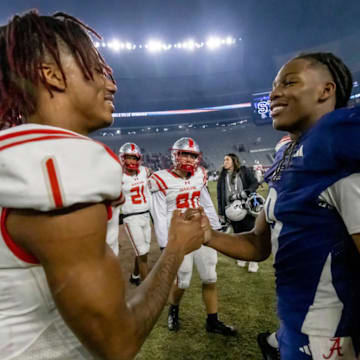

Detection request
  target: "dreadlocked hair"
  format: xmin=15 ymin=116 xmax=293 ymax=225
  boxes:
xmin=0 ymin=10 xmax=113 ymax=129
xmin=294 ymin=52 xmax=353 ymax=109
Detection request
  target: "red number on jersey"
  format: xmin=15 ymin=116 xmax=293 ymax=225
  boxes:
xmin=130 ymin=185 xmax=147 ymax=204
xmin=176 ymin=191 xmax=201 ymax=209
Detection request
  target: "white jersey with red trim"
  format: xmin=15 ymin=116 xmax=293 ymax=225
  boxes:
xmin=149 ymin=167 xmax=221 ymax=248
xmin=253 ymin=163 xmax=264 ymax=183
xmin=121 ymin=166 xmax=152 ymax=214
xmin=0 ymin=124 xmax=123 ymax=360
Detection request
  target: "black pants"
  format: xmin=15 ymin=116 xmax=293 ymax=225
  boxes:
xmin=230 ymin=214 xmax=255 ymax=233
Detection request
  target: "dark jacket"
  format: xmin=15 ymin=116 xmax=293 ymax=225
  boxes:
xmin=217 ymin=166 xmax=259 ymax=218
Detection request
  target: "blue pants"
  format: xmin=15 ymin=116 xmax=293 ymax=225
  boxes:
xmin=277 ymin=323 xmax=359 ymax=360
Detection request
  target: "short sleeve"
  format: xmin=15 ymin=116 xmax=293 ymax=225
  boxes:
xmin=0 ymin=126 xmax=122 ymax=211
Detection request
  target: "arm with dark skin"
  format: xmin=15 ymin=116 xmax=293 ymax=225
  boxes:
xmin=352 ymin=233 xmax=360 ymax=254
xmin=202 ymin=209 xmax=272 ymax=262
xmin=7 ymin=204 xmax=204 ymax=360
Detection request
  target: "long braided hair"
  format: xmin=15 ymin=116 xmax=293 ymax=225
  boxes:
xmin=271 ymin=52 xmax=353 ymax=181
xmin=294 ymin=52 xmax=353 ymax=109
xmin=0 ymin=10 xmax=113 ymax=129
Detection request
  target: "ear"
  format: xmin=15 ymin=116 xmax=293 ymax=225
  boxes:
xmin=319 ymin=81 xmax=336 ymax=103
xmin=39 ymin=63 xmax=66 ymax=91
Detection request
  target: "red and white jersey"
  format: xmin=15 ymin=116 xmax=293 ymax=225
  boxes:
xmin=253 ymin=163 xmax=264 ymax=173
xmin=253 ymin=163 xmax=264 ymax=182
xmin=149 ymin=167 xmax=221 ymax=248
xmin=121 ymin=166 xmax=152 ymax=214
xmin=0 ymin=124 xmax=123 ymax=359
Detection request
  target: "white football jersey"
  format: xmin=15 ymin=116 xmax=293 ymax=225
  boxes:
xmin=149 ymin=167 xmax=221 ymax=248
xmin=121 ymin=166 xmax=152 ymax=214
xmin=0 ymin=124 xmax=123 ymax=359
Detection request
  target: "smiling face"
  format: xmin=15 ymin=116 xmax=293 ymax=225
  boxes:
xmin=61 ymin=52 xmax=117 ymax=132
xmin=270 ymin=58 xmax=335 ymax=135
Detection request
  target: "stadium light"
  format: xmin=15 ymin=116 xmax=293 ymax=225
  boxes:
xmin=226 ymin=36 xmax=234 ymax=45
xmin=206 ymin=36 xmax=221 ymax=49
xmin=185 ymin=39 xmax=195 ymax=50
xmin=147 ymin=40 xmax=163 ymax=52
xmin=92 ymin=35 xmax=240 ymax=53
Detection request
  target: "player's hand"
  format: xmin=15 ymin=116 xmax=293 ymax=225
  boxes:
xmin=167 ymin=209 xmax=204 ymax=255
xmin=189 ymin=207 xmax=213 ymax=245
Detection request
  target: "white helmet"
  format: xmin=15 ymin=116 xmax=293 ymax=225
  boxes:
xmin=245 ymin=193 xmax=265 ymax=217
xmin=171 ymin=137 xmax=201 ymax=176
xmin=119 ymin=143 xmax=142 ymax=171
xmin=225 ymin=200 xmax=247 ymax=222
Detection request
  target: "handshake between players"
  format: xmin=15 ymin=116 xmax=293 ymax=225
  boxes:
xmin=168 ymin=207 xmax=211 ymax=254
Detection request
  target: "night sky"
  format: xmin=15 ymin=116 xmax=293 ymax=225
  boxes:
xmin=1 ymin=1 xmax=359 ymax=110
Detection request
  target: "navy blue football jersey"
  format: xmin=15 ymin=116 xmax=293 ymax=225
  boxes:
xmin=264 ymin=106 xmax=360 ymax=339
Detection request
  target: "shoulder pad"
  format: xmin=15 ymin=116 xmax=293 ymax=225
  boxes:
xmin=0 ymin=125 xmax=122 ymax=211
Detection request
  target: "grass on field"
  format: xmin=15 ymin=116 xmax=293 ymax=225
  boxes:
xmin=133 ymin=182 xmax=279 ymax=360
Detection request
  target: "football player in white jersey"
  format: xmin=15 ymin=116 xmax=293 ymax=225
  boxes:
xmin=253 ymin=160 xmax=264 ymax=184
xmin=119 ymin=142 xmax=152 ymax=285
xmin=0 ymin=11 xmax=205 ymax=360
xmin=150 ymin=137 xmax=237 ymax=336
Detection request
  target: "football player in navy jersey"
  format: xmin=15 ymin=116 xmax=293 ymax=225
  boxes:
xmin=200 ymin=52 xmax=360 ymax=359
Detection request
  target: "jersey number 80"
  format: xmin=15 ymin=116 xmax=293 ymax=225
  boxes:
xmin=176 ymin=191 xmax=201 ymax=209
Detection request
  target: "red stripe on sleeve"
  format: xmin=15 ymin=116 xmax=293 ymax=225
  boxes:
xmin=0 ymin=135 xmax=83 ymax=153
xmin=1 ymin=208 xmax=40 ymax=264
xmin=152 ymin=173 xmax=168 ymax=189
xmin=152 ymin=178 xmax=166 ymax=195
xmin=106 ymin=204 xmax=113 ymax=220
xmin=102 ymin=144 xmax=120 ymax=164
xmin=45 ymin=158 xmax=63 ymax=208
xmin=0 ymin=128 xmax=84 ymax=142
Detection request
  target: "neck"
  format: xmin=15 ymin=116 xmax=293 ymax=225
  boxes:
xmin=173 ymin=169 xmax=189 ymax=179
xmin=125 ymin=169 xmax=137 ymax=176
xmin=28 ymin=109 xmax=90 ymax=136
xmin=28 ymin=91 xmax=99 ymax=136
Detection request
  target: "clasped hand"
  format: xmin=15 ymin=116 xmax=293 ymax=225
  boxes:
xmin=168 ymin=207 xmax=212 ymax=254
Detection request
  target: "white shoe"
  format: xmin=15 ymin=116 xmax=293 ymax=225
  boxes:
xmin=236 ymin=260 xmax=247 ymax=267
xmin=248 ymin=262 xmax=259 ymax=273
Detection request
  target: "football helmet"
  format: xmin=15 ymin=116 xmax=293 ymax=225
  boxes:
xmin=245 ymin=193 xmax=265 ymax=217
xmin=171 ymin=137 xmax=201 ymax=176
xmin=225 ymin=200 xmax=247 ymax=222
xmin=119 ymin=143 xmax=142 ymax=171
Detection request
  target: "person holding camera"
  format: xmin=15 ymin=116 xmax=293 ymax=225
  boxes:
xmin=217 ymin=153 xmax=261 ymax=272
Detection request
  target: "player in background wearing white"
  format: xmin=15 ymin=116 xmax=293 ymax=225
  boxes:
xmin=119 ymin=142 xmax=152 ymax=285
xmin=253 ymin=160 xmax=264 ymax=184
xmin=150 ymin=137 xmax=237 ymax=336
xmin=0 ymin=11 xmax=205 ymax=360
